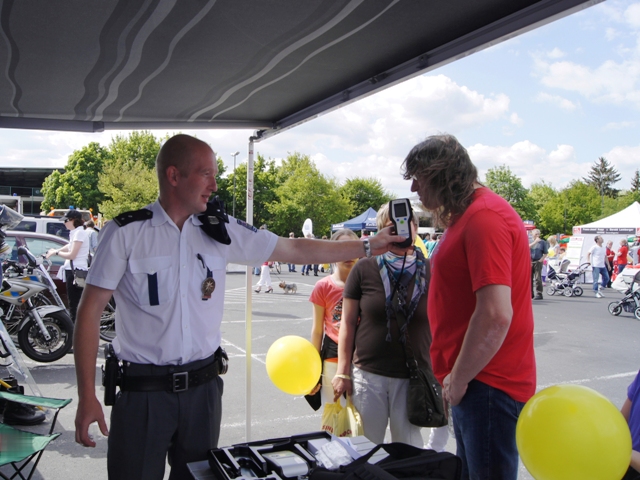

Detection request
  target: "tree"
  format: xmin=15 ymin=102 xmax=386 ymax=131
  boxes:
xmin=268 ymin=153 xmax=350 ymax=237
xmin=217 ymin=154 xmax=279 ymax=227
xmin=583 ymin=157 xmax=621 ymax=205
xmin=526 ymin=181 xmax=557 ymax=226
xmin=98 ymin=162 xmax=158 ymax=219
xmin=631 ymin=169 xmax=640 ymax=193
xmin=538 ymin=181 xmax=601 ymax=235
xmin=484 ymin=165 xmax=536 ymax=221
xmin=339 ymin=177 xmax=395 ymax=218
xmin=41 ymin=142 xmax=111 ymax=213
xmin=108 ymin=131 xmax=166 ymax=170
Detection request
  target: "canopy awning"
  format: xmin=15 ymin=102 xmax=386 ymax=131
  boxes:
xmin=332 ymin=207 xmax=378 ymax=231
xmin=0 ymin=0 xmax=600 ymax=140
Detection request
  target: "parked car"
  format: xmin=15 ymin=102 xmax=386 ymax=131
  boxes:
xmin=12 ymin=215 xmax=69 ymax=240
xmin=2 ymin=230 xmax=68 ymax=305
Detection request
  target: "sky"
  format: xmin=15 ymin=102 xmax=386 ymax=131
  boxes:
xmin=2 ymin=0 xmax=640 ymax=200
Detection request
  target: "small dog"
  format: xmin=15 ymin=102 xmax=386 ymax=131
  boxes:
xmin=279 ymin=281 xmax=297 ymax=294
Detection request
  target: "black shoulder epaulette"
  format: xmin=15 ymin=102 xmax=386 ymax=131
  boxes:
xmin=113 ymin=209 xmax=153 ymax=227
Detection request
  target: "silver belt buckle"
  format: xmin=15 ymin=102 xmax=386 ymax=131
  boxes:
xmin=173 ymin=371 xmax=189 ymax=392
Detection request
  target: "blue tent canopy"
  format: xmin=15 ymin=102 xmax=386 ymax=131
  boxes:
xmin=331 ymin=207 xmax=378 ymax=232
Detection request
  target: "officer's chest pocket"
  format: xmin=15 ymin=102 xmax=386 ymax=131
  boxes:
xmin=129 ymin=256 xmax=174 ymax=306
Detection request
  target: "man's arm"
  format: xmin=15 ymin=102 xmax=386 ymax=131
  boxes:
xmin=74 ymin=284 xmax=114 ymax=447
xmin=269 ymin=226 xmax=404 ymax=264
xmin=443 ymin=284 xmax=513 ymax=406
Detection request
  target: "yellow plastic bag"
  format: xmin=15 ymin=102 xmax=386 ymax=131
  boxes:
xmin=335 ymin=398 xmax=364 ymax=437
xmin=320 ymin=402 xmax=342 ymax=436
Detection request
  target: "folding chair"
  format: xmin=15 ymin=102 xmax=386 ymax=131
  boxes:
xmin=0 ymin=391 xmax=72 ymax=480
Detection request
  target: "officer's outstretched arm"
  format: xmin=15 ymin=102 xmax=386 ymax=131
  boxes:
xmin=74 ymin=284 xmax=114 ymax=447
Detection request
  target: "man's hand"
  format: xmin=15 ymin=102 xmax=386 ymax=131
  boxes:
xmin=443 ymin=373 xmax=468 ymax=406
xmin=369 ymin=226 xmax=407 ymax=256
xmin=75 ymin=394 xmax=109 ymax=447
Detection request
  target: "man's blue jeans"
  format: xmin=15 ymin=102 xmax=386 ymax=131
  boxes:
xmin=592 ymin=266 xmax=609 ymax=292
xmin=452 ymin=380 xmax=525 ymax=480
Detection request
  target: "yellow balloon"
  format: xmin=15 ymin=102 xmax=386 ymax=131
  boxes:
xmin=266 ymin=336 xmax=322 ymax=395
xmin=516 ymin=384 xmax=631 ymax=480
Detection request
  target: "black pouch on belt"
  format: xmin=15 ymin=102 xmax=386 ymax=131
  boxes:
xmin=102 ymin=344 xmax=121 ymax=406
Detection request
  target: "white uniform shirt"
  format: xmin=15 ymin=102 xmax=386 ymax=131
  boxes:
xmin=87 ymin=200 xmax=278 ymax=365
xmin=588 ymin=244 xmax=607 ymax=268
xmin=64 ymin=227 xmax=91 ymax=271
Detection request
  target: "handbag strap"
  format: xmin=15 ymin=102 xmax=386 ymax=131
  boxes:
xmin=393 ymin=260 xmax=431 ymax=369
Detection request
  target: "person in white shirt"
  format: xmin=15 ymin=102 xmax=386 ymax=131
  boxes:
xmin=73 ymin=134 xmax=404 ymax=480
xmin=587 ymin=235 xmax=610 ymax=298
xmin=46 ymin=209 xmax=90 ymax=322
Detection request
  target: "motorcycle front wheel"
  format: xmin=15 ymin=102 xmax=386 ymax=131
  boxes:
xmin=99 ymin=298 xmax=116 ymax=342
xmin=18 ymin=311 xmax=73 ymax=362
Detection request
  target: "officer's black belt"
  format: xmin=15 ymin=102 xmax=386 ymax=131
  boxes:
xmin=120 ymin=352 xmax=222 ymax=393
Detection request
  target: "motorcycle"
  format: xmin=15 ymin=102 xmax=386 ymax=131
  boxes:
xmin=1 ymin=246 xmax=74 ymax=362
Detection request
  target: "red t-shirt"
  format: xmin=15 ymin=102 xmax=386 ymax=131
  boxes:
xmin=428 ymin=188 xmax=536 ymax=403
xmin=309 ymin=276 xmax=344 ymax=345
xmin=618 ymin=246 xmax=629 ymax=265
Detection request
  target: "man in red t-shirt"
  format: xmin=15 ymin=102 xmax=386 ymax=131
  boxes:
xmin=402 ymin=134 xmax=536 ymax=480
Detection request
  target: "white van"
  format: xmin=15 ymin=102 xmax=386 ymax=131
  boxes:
xmin=12 ymin=214 xmax=69 ymax=239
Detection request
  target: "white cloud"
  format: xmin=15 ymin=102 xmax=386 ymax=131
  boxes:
xmin=547 ymin=48 xmax=565 ymax=59
xmin=605 ymin=27 xmax=620 ymax=41
xmin=602 ymin=120 xmax=636 ymax=130
xmin=533 ymin=54 xmax=640 ymax=107
xmin=535 ymin=92 xmax=579 ymax=111
xmin=602 ymin=144 xmax=640 ymax=183
xmin=468 ymin=141 xmax=586 ymax=188
xmin=624 ymin=3 xmax=640 ymax=28
xmin=510 ymin=112 xmax=524 ymax=125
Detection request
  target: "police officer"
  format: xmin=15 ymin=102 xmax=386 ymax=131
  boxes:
xmin=73 ymin=134 xmax=403 ymax=479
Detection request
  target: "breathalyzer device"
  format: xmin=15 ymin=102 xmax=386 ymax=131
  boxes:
xmin=389 ymin=198 xmax=413 ymax=248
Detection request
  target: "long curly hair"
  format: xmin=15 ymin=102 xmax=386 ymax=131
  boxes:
xmin=401 ymin=134 xmax=478 ymax=227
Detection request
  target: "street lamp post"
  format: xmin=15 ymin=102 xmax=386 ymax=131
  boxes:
xmin=231 ymin=151 xmax=240 ymax=218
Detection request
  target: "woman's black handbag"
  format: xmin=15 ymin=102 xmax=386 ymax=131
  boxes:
xmin=395 ymin=308 xmax=447 ymax=428
xmin=406 ymin=356 xmax=447 ymax=428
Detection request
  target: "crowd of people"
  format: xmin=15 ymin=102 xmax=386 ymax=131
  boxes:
xmin=68 ymin=132 xmax=640 ymax=480
xmin=531 ymin=231 xmax=640 ymax=300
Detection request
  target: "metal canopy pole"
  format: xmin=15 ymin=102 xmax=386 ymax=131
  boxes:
xmin=244 ymin=135 xmax=256 ymax=441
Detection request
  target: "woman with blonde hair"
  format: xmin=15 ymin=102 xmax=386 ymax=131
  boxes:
xmin=332 ymin=203 xmax=433 ymax=447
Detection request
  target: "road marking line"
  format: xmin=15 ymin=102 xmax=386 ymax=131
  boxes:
xmin=222 ymin=317 xmax=312 ymax=324
xmin=538 ymin=371 xmax=637 ymax=390
xmin=222 ymin=338 xmax=267 ymax=365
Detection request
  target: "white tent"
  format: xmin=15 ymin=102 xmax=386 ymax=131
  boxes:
xmin=570 ymin=202 xmax=640 ymax=274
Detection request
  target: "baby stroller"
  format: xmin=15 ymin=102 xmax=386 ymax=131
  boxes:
xmin=608 ymin=269 xmax=640 ymax=320
xmin=546 ymin=261 xmax=590 ymax=297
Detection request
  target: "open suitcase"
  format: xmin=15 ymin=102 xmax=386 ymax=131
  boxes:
xmin=206 ymin=432 xmax=460 ymax=480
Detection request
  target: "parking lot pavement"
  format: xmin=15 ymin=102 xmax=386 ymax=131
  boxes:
xmin=2 ymin=273 xmax=638 ymax=479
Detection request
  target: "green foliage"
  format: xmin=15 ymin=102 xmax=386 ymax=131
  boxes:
xmin=583 ymin=156 xmax=621 ymax=198
xmin=267 ymin=153 xmax=350 ymax=237
xmin=527 ymin=181 xmax=558 ymax=227
xmin=538 ymin=181 xmax=601 ymax=235
xmin=339 ymin=177 xmax=395 ymax=217
xmin=485 ymin=165 xmax=536 ymax=221
xmin=218 ymin=154 xmax=279 ymax=227
xmin=108 ymin=131 xmax=166 ymax=170
xmin=631 ymin=169 xmax=640 ymax=193
xmin=98 ymin=162 xmax=158 ymax=218
xmin=41 ymin=142 xmax=111 ymax=213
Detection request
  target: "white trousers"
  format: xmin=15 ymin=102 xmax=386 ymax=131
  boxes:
xmin=256 ymin=265 xmax=272 ymax=288
xmin=351 ymin=366 xmax=423 ymax=448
